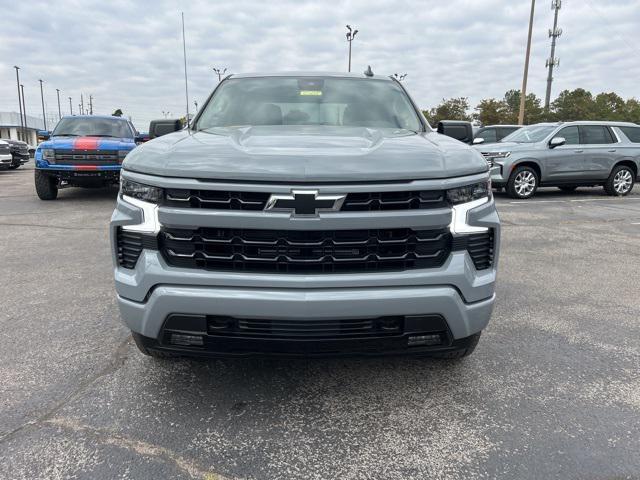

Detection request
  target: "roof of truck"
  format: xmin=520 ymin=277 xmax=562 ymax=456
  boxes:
xmin=229 ymin=71 xmax=392 ymax=80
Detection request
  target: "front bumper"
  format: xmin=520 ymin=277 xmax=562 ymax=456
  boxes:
xmin=111 ymin=171 xmax=500 ymax=356
xmin=0 ymin=154 xmax=12 ymax=168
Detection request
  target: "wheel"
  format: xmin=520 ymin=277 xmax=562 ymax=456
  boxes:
xmin=131 ymin=331 xmax=178 ymax=359
xmin=428 ymin=332 xmax=481 ymax=359
xmin=8 ymin=164 xmax=19 ymax=170
xmin=558 ymin=186 xmax=577 ymax=192
xmin=34 ymin=170 xmax=58 ymax=200
xmin=604 ymin=165 xmax=635 ymax=196
xmin=506 ymin=166 xmax=539 ymax=199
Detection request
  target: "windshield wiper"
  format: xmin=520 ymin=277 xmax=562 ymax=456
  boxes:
xmin=53 ymin=133 xmax=80 ymax=137
xmin=86 ymin=134 xmax=120 ymax=138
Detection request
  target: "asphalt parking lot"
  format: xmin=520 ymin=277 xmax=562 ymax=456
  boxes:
xmin=1 ymin=164 xmax=639 ymax=480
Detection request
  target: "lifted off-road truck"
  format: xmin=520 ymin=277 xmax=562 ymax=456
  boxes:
xmin=111 ymin=72 xmax=500 ymax=359
xmin=34 ymin=115 xmax=139 ymax=200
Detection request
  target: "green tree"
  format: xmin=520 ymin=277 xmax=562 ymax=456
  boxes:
xmin=423 ymin=97 xmax=471 ymax=126
xmin=502 ymin=89 xmax=545 ymax=124
xmin=624 ymin=98 xmax=640 ymax=124
xmin=593 ymin=92 xmax=626 ymax=121
xmin=112 ymin=108 xmax=123 ymax=117
xmin=473 ymin=98 xmax=508 ymax=126
xmin=551 ymin=89 xmax=595 ymax=121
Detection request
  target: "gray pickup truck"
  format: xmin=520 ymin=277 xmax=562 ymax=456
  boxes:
xmin=110 ymin=72 xmax=500 ymax=359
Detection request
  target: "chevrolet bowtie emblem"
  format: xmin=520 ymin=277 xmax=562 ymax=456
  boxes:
xmin=265 ymin=190 xmax=346 ymax=216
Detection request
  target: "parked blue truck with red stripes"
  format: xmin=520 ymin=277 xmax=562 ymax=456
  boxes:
xmin=34 ymin=115 xmax=140 ymax=200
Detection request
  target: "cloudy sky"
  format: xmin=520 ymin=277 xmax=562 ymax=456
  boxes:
xmin=1 ymin=0 xmax=639 ymax=130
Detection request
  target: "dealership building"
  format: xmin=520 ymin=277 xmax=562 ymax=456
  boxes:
xmin=0 ymin=111 xmax=45 ymax=145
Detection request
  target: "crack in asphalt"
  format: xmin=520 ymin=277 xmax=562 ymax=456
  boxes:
xmin=0 ymin=222 xmax=105 ymax=231
xmin=43 ymin=417 xmax=231 ymax=480
xmin=0 ymin=335 xmax=131 ymax=446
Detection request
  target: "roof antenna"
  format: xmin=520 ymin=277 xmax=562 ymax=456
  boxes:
xmin=364 ymin=65 xmax=374 ymax=77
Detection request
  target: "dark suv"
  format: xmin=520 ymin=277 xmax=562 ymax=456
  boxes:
xmin=0 ymin=138 xmax=30 ymax=169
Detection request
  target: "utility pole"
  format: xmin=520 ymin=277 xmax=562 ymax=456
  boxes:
xmin=69 ymin=97 xmax=73 ymax=115
xmin=212 ymin=67 xmax=227 ymax=82
xmin=89 ymin=95 xmax=93 ymax=115
xmin=56 ymin=88 xmax=62 ymax=120
xmin=346 ymin=25 xmax=358 ymax=72
xmin=39 ymin=79 xmax=47 ymax=131
xmin=14 ymin=66 xmax=24 ymax=141
xmin=80 ymin=94 xmax=84 ymax=115
xmin=181 ymin=12 xmax=190 ymax=125
xmin=20 ymin=85 xmax=27 ymax=141
xmin=545 ymin=0 xmax=562 ymax=111
xmin=518 ymin=0 xmax=536 ymax=125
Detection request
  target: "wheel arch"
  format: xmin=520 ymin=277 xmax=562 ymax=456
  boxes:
xmin=611 ymin=159 xmax=638 ymax=178
xmin=510 ymin=159 xmax=542 ymax=180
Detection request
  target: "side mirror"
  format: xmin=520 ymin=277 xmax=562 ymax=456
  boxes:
xmin=473 ymin=137 xmax=485 ymax=145
xmin=148 ymin=119 xmax=183 ymax=139
xmin=40 ymin=132 xmax=50 ymax=141
xmin=549 ymin=136 xmax=566 ymax=148
xmin=135 ymin=134 xmax=149 ymax=144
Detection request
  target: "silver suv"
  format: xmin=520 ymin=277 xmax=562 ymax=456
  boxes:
xmin=477 ymin=121 xmax=640 ymax=199
xmin=110 ymin=72 xmax=500 ymax=359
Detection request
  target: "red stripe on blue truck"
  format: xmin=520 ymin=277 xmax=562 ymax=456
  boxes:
xmin=73 ymin=137 xmax=100 ymax=150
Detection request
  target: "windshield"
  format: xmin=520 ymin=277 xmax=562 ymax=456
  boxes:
xmin=501 ymin=125 xmax=557 ymax=143
xmin=195 ymin=77 xmax=422 ymax=131
xmin=52 ymin=117 xmax=134 ymax=138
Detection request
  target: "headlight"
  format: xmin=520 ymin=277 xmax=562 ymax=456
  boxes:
xmin=42 ymin=148 xmax=55 ymax=161
xmin=446 ymin=180 xmax=491 ymax=205
xmin=485 ymin=152 xmax=511 ymax=160
xmin=120 ymin=178 xmax=164 ymax=203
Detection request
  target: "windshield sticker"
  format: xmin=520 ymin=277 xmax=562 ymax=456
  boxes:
xmin=299 ymin=90 xmax=323 ymax=96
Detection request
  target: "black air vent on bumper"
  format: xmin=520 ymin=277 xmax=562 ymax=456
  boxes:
xmin=116 ymin=228 xmax=158 ymax=269
xmin=452 ymin=230 xmax=495 ymax=270
xmin=160 ymin=227 xmax=452 ymax=274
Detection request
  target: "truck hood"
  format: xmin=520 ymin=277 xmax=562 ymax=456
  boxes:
xmin=123 ymin=126 xmax=487 ymax=182
xmin=40 ymin=136 xmax=135 ymax=151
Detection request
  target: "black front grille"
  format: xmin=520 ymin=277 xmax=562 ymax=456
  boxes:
xmin=160 ymin=227 xmax=452 ymax=274
xmin=54 ymin=149 xmax=119 ymax=165
xmin=163 ymin=189 xmax=448 ymax=211
xmin=208 ymin=316 xmax=403 ymax=339
xmin=165 ymin=189 xmax=270 ymax=210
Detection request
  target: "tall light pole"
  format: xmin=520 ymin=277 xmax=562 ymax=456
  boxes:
xmin=545 ymin=0 xmax=562 ymax=111
xmin=20 ymin=84 xmax=27 ymax=142
xmin=14 ymin=66 xmax=24 ymax=141
xmin=181 ymin=12 xmax=190 ymax=125
xmin=213 ymin=67 xmax=227 ymax=82
xmin=80 ymin=93 xmax=84 ymax=115
xmin=346 ymin=25 xmax=358 ymax=72
xmin=39 ymin=79 xmax=47 ymax=131
xmin=89 ymin=95 xmax=93 ymax=115
xmin=69 ymin=96 xmax=73 ymax=115
xmin=518 ymin=0 xmax=536 ymax=125
xmin=56 ymin=88 xmax=62 ymax=120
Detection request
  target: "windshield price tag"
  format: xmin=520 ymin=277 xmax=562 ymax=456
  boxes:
xmin=299 ymin=90 xmax=323 ymax=96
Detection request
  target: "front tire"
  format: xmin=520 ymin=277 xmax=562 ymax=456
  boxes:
xmin=34 ymin=170 xmax=58 ymax=200
xmin=604 ymin=165 xmax=635 ymax=196
xmin=506 ymin=166 xmax=539 ymax=199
